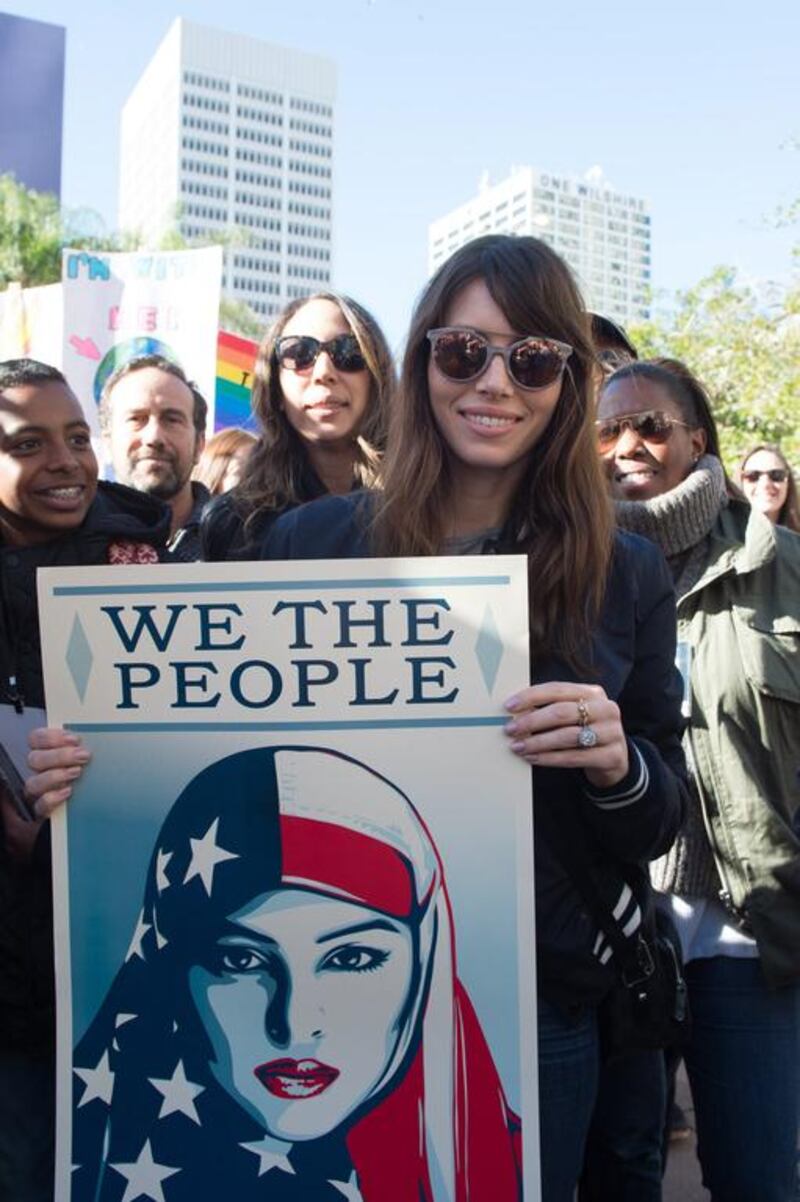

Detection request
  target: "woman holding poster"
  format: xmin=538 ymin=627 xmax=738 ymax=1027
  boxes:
xmin=28 ymin=236 xmax=687 ymax=1200
xmin=70 ymin=746 xmax=521 ymax=1202
xmin=259 ymin=235 xmax=688 ymax=1200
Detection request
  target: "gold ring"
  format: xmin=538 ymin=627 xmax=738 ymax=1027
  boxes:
xmin=577 ymin=698 xmax=590 ymax=727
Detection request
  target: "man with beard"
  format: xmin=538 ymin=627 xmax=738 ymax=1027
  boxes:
xmin=100 ymin=355 xmax=209 ymax=560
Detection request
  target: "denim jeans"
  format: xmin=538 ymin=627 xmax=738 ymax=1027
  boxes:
xmin=683 ymin=956 xmax=800 ymax=1202
xmin=579 ymin=956 xmax=800 ymax=1202
xmin=578 ymin=1048 xmax=666 ymax=1202
xmin=0 ymin=1049 xmax=55 ymax=1202
xmin=538 ymin=998 xmax=600 ymax=1202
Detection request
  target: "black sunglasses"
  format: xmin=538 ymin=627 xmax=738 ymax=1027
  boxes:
xmin=595 ymin=410 xmax=691 ymax=450
xmin=742 ymin=468 xmax=788 ymax=484
xmin=427 ymin=327 xmax=572 ymax=391
xmin=275 ymin=333 xmax=367 ymax=373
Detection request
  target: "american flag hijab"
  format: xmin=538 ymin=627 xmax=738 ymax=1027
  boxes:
xmin=71 ymin=747 xmax=521 ymax=1202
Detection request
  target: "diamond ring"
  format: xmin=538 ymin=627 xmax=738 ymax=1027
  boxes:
xmin=577 ymin=725 xmax=598 ymax=749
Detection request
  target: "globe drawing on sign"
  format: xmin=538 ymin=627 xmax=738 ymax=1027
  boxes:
xmin=93 ymin=337 xmax=181 ymax=405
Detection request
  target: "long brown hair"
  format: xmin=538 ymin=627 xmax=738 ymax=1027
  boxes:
xmin=193 ymin=427 xmax=257 ymax=496
xmin=739 ymin=442 xmax=800 ymax=532
xmin=371 ymin=235 xmax=614 ymax=665
xmin=237 ymin=292 xmax=395 ymax=532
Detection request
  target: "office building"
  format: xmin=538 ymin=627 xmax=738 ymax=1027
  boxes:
xmin=428 ymin=167 xmax=652 ymax=327
xmin=0 ymin=12 xmax=65 ymax=196
xmin=119 ymin=19 xmax=335 ymax=318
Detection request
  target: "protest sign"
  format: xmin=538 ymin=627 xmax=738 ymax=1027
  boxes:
xmin=61 ymin=247 xmax=222 ymax=438
xmin=40 ymin=556 xmax=538 ymax=1201
xmin=0 ymin=280 xmax=62 ymax=363
xmin=215 ymin=329 xmax=258 ymax=432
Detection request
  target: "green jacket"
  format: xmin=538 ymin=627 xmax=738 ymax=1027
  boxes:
xmin=678 ymin=499 xmax=800 ymax=987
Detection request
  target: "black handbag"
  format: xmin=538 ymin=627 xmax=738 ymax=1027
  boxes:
xmin=595 ymin=903 xmax=690 ymax=1060
xmin=538 ymin=798 xmax=691 ymax=1061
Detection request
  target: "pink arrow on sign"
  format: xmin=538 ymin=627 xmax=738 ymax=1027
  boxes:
xmin=69 ymin=335 xmax=102 ymax=361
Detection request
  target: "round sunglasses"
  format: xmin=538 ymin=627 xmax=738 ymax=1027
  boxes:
xmin=595 ymin=410 xmax=692 ymax=450
xmin=275 ymin=333 xmax=366 ymax=373
xmin=427 ymin=327 xmax=573 ymax=391
xmin=742 ymin=468 xmax=788 ymax=484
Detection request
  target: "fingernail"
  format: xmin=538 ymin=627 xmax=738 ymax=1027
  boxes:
xmin=66 ymin=767 xmax=82 ymax=779
xmin=505 ymin=695 xmax=522 ymax=712
xmin=74 ymin=750 xmax=91 ymax=763
xmin=511 ymin=740 xmax=527 ymax=753
xmin=505 ymin=720 xmax=520 ymax=735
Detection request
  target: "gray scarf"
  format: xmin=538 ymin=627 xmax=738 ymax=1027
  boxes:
xmin=614 ymin=454 xmax=727 ymax=593
xmin=614 ymin=454 xmax=728 ymax=899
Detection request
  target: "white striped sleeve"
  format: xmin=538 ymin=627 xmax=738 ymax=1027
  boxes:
xmin=583 ymin=744 xmax=649 ymax=810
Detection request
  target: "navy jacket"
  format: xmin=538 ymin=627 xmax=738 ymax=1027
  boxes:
xmin=262 ymin=492 xmax=688 ymax=1012
xmin=0 ymin=482 xmax=171 ymax=1054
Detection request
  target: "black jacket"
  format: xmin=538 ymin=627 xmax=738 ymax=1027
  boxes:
xmin=0 ymin=482 xmax=171 ymax=1053
xmin=261 ymin=492 xmax=688 ymax=1013
xmin=200 ymin=464 xmax=329 ymax=562
xmin=168 ymin=481 xmax=211 ymax=563
xmin=199 ymin=488 xmax=287 ymax=562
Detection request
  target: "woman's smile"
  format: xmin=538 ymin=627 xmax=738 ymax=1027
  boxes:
xmin=456 ymin=405 xmax=523 ymax=435
xmin=255 ymin=1058 xmax=340 ymax=1099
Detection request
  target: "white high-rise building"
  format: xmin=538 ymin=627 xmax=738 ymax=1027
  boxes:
xmin=119 ymin=19 xmax=336 ymax=319
xmin=428 ymin=167 xmax=652 ymax=327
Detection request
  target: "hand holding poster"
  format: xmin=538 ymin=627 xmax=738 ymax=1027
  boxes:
xmin=39 ymin=557 xmax=538 ymax=1201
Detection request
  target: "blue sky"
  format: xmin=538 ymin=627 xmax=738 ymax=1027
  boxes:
xmin=8 ymin=0 xmax=800 ymax=349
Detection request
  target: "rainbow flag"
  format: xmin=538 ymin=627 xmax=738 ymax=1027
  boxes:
xmin=215 ymin=330 xmax=259 ymax=431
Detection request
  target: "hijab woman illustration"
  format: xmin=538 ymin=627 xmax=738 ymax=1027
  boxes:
xmin=71 ymin=747 xmax=522 ymax=1202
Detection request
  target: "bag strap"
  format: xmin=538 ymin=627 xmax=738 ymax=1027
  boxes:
xmin=536 ymin=795 xmax=656 ymax=984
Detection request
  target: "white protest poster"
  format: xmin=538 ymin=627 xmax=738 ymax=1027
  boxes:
xmin=0 ymin=281 xmax=63 ymax=364
xmin=39 ymin=556 xmax=538 ymax=1202
xmin=60 ymin=246 xmax=222 ymax=438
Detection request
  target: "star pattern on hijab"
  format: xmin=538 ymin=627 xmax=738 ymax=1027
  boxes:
xmin=109 ymin=1139 xmax=180 ymax=1202
xmin=240 ymin=1137 xmax=296 ymax=1177
xmin=74 ymin=1049 xmax=115 ymax=1108
xmin=148 ymin=1059 xmax=205 ymax=1124
xmin=329 ymin=1172 xmax=363 ymax=1200
xmin=183 ymin=817 xmax=239 ymax=896
xmin=156 ymin=848 xmax=173 ymax=893
xmin=125 ymin=910 xmax=151 ymax=962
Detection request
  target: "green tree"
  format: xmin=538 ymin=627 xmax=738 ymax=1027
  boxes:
xmin=219 ymin=296 xmax=263 ymax=340
xmin=0 ymin=174 xmax=62 ymax=287
xmin=0 ymin=176 xmax=263 ymax=338
xmin=630 ymin=266 xmax=800 ymax=468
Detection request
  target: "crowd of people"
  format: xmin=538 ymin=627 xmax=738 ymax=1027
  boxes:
xmin=1 ymin=233 xmax=798 ymax=1202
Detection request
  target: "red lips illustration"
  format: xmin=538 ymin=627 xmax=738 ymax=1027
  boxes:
xmin=254 ymin=1059 xmax=340 ymax=1099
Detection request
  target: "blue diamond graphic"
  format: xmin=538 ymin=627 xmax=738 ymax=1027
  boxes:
xmin=66 ymin=615 xmax=93 ymax=702
xmin=475 ymin=605 xmax=503 ymax=694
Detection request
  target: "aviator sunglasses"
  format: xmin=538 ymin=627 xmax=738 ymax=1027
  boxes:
xmin=742 ymin=468 xmax=789 ymax=484
xmin=595 ymin=410 xmax=692 ymax=450
xmin=427 ymin=327 xmax=573 ymax=391
xmin=275 ymin=333 xmax=367 ymax=373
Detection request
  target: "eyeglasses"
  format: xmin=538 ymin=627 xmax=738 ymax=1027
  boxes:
xmin=595 ymin=410 xmax=692 ymax=450
xmin=427 ymin=327 xmax=572 ymax=391
xmin=275 ymin=333 xmax=367 ymax=373
xmin=742 ymin=468 xmax=788 ymax=484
